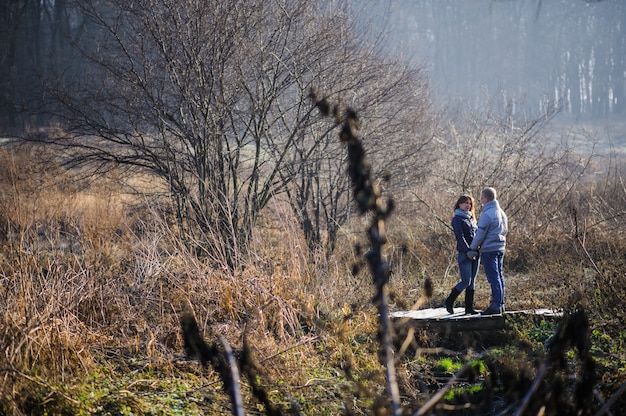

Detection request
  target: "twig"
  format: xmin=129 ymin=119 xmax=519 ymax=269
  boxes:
xmin=571 ymin=207 xmax=604 ymax=278
xmin=397 ymin=327 xmax=415 ymax=359
xmin=512 ymin=362 xmax=549 ymax=416
xmin=239 ymin=337 xmax=284 ymax=416
xmin=593 ymin=389 xmax=615 ymax=416
xmin=577 ymin=236 xmax=604 ymax=277
xmin=259 ymin=335 xmax=319 ymax=364
xmin=379 ymin=287 xmax=402 ymax=415
xmin=594 ymin=381 xmax=626 ymax=416
xmin=220 ymin=336 xmax=245 ymax=416
xmin=180 ymin=313 xmax=247 ymax=415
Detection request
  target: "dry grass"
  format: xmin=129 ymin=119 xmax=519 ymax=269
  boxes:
xmin=0 ymin=144 xmax=382 ymax=414
xmin=0 ymin=143 xmax=625 ymax=415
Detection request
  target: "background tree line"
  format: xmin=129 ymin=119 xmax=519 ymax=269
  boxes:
xmin=369 ymin=0 xmax=626 ymax=120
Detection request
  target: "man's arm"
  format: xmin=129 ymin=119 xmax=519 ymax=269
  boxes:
xmin=470 ymin=216 xmax=489 ymax=251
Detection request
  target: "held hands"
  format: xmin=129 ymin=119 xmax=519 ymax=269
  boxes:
xmin=466 ymin=250 xmax=479 ymax=260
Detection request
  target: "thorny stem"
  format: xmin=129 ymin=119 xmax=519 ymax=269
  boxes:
xmin=311 ymin=88 xmax=401 ymax=415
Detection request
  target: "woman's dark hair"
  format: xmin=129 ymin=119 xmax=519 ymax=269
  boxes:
xmin=455 ymin=195 xmax=476 ymax=219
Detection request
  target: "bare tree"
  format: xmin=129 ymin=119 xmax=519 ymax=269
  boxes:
xmin=28 ymin=0 xmax=438 ymax=266
xmin=13 ymin=2 xmax=351 ymax=266
xmin=282 ymin=65 xmax=436 ymax=253
xmin=278 ymin=32 xmax=437 ymax=252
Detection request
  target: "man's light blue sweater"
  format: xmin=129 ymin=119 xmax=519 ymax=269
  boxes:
xmin=470 ymin=200 xmax=508 ymax=252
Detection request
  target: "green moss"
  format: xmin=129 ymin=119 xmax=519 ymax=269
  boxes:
xmin=444 ymin=384 xmax=484 ymax=401
xmin=436 ymin=357 xmax=463 ymax=374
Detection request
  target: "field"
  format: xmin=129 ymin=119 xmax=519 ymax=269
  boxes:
xmin=1 ymin=129 xmax=625 ymax=415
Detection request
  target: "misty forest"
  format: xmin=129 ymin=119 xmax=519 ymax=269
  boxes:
xmin=1 ymin=0 xmax=625 ymax=415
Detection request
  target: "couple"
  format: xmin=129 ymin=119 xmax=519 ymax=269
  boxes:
xmin=445 ymin=187 xmax=508 ymax=316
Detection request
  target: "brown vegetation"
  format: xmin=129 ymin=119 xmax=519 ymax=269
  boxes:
xmin=1 ymin=105 xmax=626 ymax=415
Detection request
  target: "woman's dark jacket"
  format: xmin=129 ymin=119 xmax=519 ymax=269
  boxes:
xmin=452 ymin=209 xmax=477 ymax=253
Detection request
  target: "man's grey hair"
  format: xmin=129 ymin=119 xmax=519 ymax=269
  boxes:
xmin=482 ymin=187 xmax=497 ymax=201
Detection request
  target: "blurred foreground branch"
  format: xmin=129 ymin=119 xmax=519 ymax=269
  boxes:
xmin=180 ymin=313 xmax=285 ymax=415
xmin=310 ymin=88 xmax=401 ymax=415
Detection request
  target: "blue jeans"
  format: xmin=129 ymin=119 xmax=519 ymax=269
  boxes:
xmin=481 ymin=250 xmax=505 ymax=310
xmin=454 ymin=252 xmax=479 ymax=291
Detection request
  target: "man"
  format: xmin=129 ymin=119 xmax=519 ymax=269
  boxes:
xmin=467 ymin=187 xmax=508 ymax=315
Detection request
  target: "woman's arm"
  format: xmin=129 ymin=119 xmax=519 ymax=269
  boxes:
xmin=452 ymin=217 xmax=471 ymax=252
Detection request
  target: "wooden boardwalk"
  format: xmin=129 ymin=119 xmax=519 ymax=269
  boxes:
xmin=390 ymin=308 xmax=562 ymax=331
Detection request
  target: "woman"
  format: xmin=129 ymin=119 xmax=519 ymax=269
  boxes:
xmin=445 ymin=195 xmax=480 ymax=314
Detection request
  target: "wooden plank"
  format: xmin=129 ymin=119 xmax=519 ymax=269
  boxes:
xmin=504 ymin=308 xmax=562 ymax=317
xmin=390 ymin=308 xmax=562 ymax=331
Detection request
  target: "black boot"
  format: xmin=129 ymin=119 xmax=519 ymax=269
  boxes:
xmin=445 ymin=288 xmax=461 ymax=314
xmin=481 ymin=307 xmax=502 ymax=316
xmin=465 ymin=288 xmax=479 ymax=315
